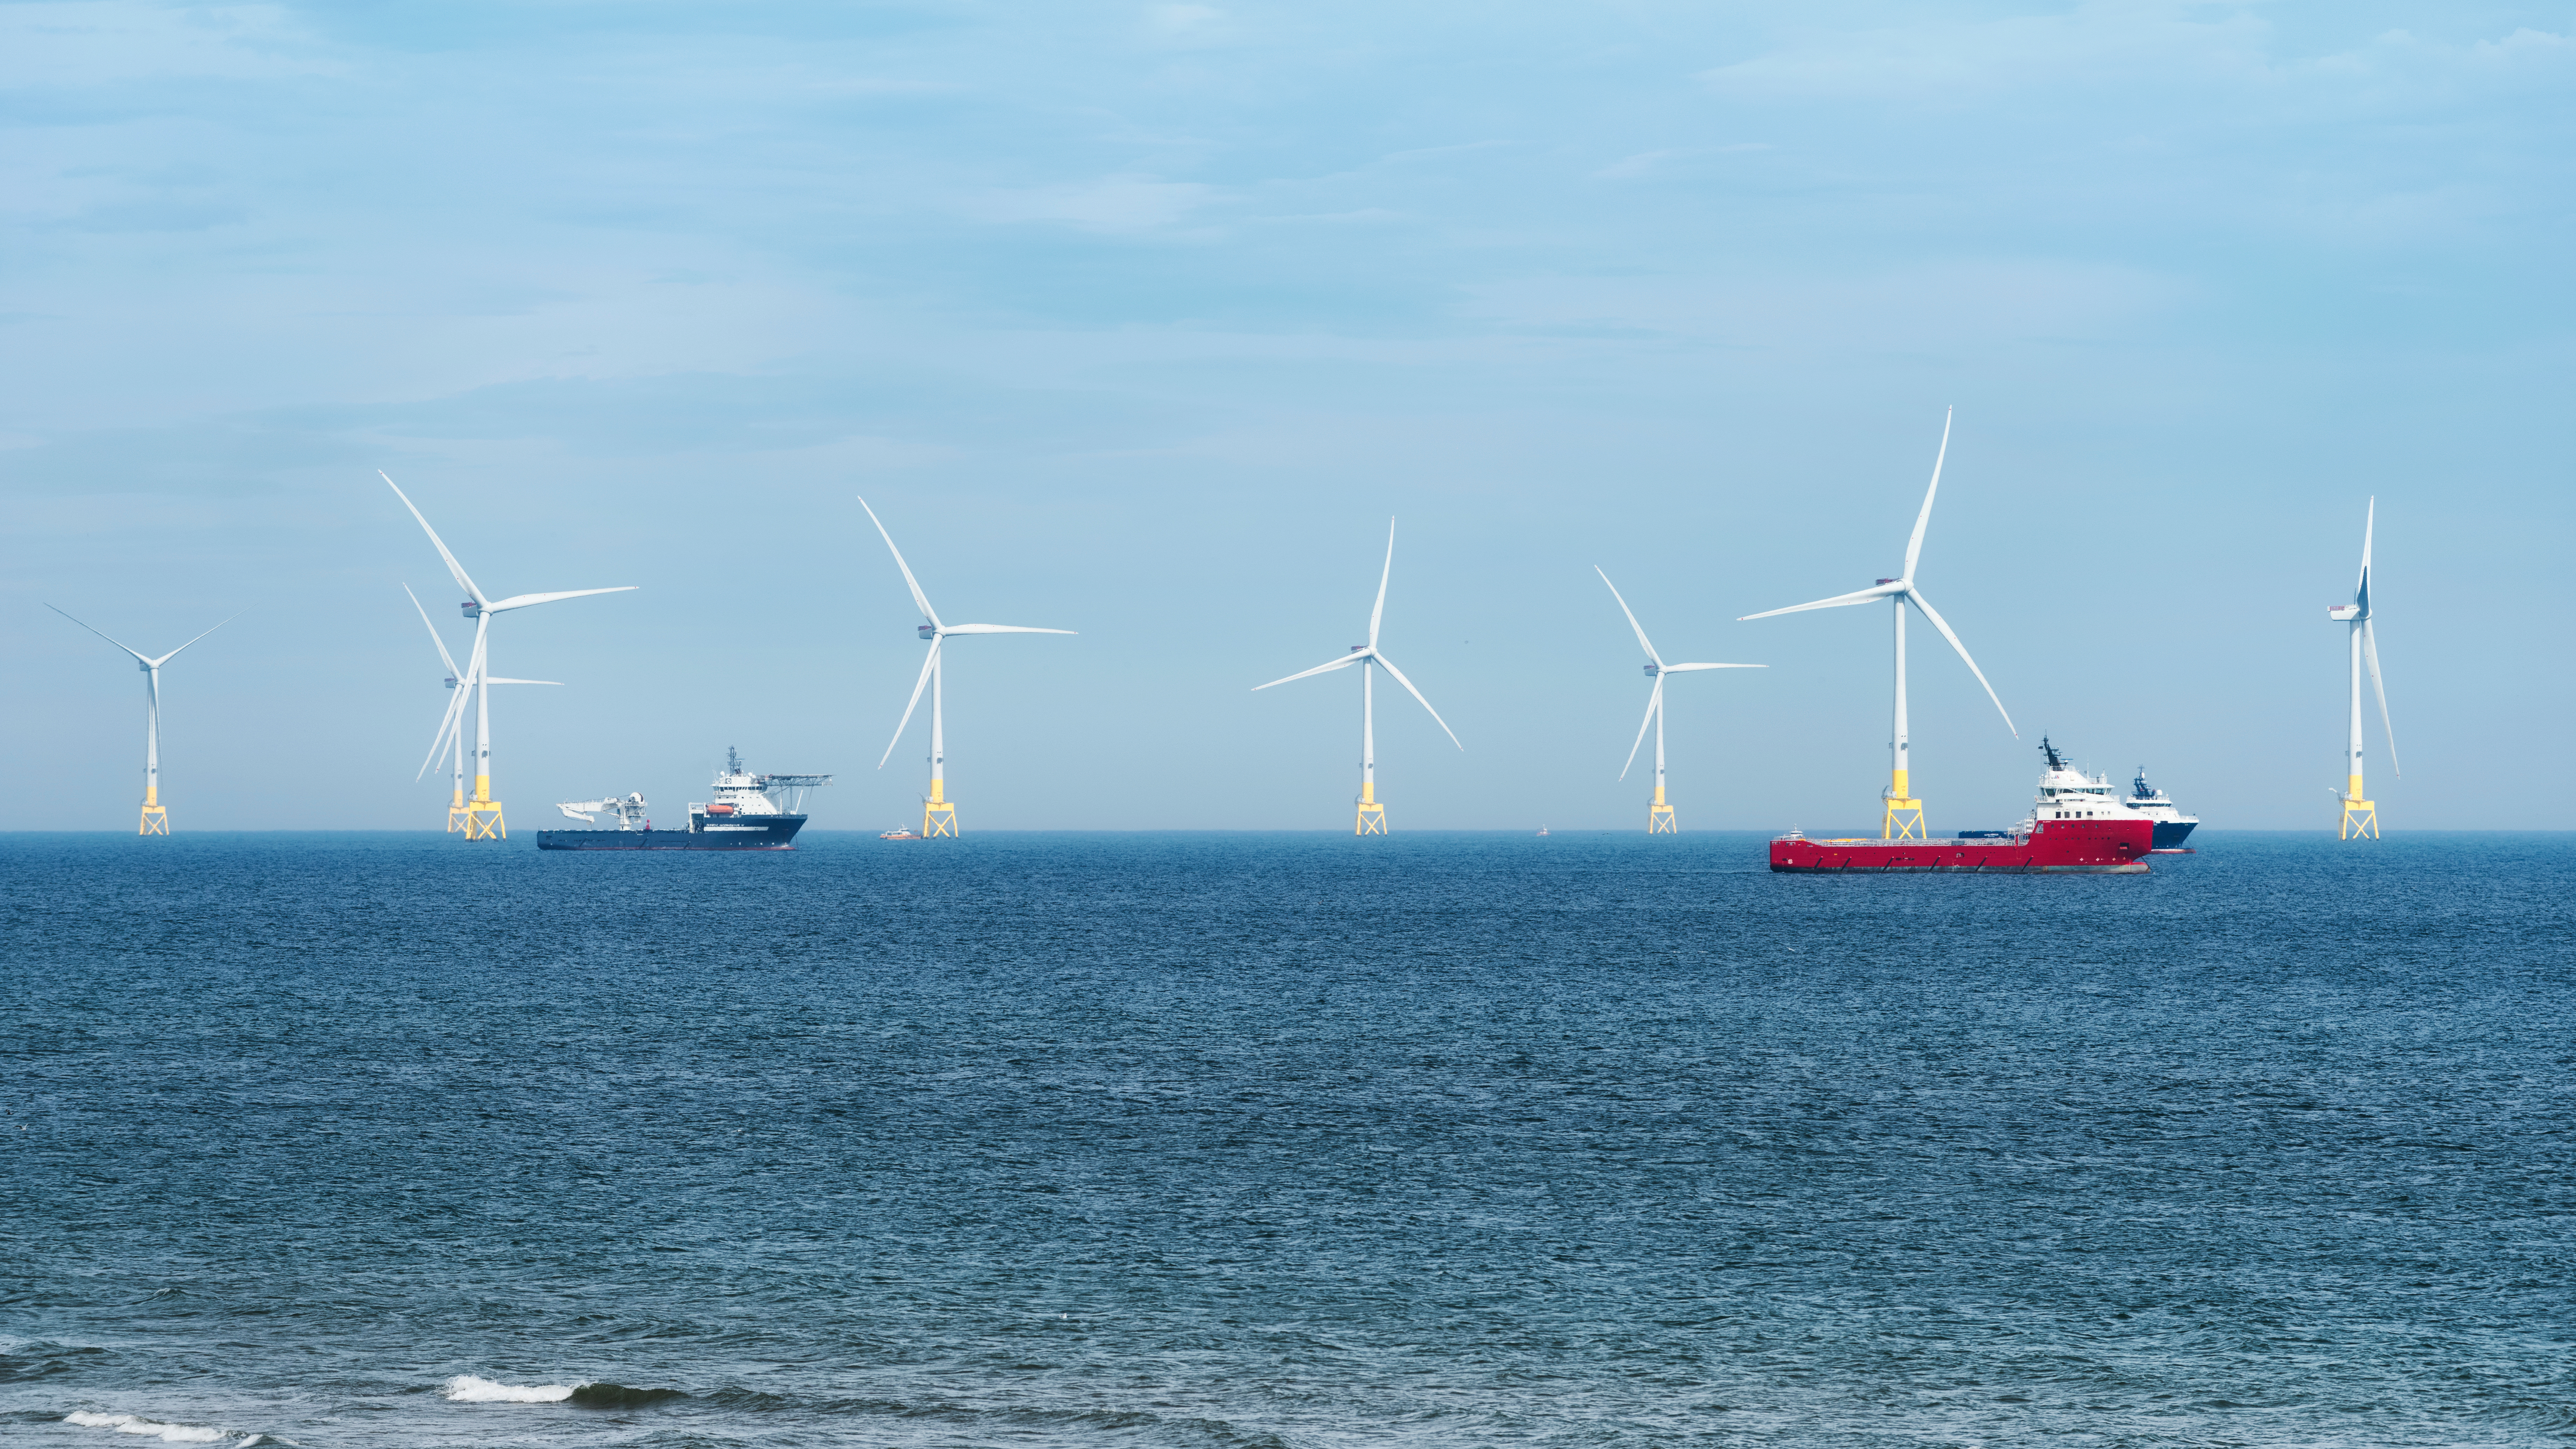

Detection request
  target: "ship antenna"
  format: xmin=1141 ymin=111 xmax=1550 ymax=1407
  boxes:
xmin=728 ymin=744 xmax=741 ymax=775
xmin=2040 ymin=736 xmax=2064 ymax=771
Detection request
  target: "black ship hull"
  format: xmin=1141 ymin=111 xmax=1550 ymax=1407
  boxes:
xmin=536 ymin=814 xmax=806 ymax=851
xmin=2150 ymin=819 xmax=2197 ymax=849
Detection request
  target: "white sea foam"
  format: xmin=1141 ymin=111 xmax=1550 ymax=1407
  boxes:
xmin=443 ymin=1375 xmax=578 ymax=1403
xmin=62 ymin=1412 xmax=237 ymax=1444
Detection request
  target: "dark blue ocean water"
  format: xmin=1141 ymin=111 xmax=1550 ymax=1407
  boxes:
xmin=5 ymin=831 xmax=2573 ymax=1448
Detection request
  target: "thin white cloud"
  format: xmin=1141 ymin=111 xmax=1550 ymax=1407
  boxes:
xmin=1594 ymin=145 xmax=1771 ymax=180
xmin=1699 ymin=6 xmax=2275 ymax=103
xmin=1144 ymin=4 xmax=1236 ymax=49
xmin=1698 ymin=6 xmax=2572 ymax=107
xmin=1460 ymin=259 xmax=2196 ymax=350
xmin=976 ymin=173 xmax=1218 ymax=235
xmin=0 ymin=1 xmax=340 ymax=86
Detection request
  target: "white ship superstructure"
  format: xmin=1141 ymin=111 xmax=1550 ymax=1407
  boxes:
xmin=687 ymin=747 xmax=832 ymax=838
xmin=2013 ymin=739 xmax=2158 ymax=834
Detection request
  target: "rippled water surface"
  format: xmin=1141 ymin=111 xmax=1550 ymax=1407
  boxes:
xmin=6 ymin=830 xmax=2573 ymax=1448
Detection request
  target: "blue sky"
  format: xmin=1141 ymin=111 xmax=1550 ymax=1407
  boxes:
xmin=6 ymin=1 xmax=2570 ymax=831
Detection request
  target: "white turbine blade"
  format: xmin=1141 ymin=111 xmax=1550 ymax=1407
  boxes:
xmin=485 ymin=586 xmax=637 ymax=612
xmin=481 ymin=678 xmax=563 ymax=686
xmin=940 ymin=624 xmax=1077 ymax=636
xmin=146 ymin=612 xmax=240 ymax=668
xmin=1366 ymin=650 xmax=1462 ymax=749
xmin=1901 ymin=407 xmax=1955 ymax=584
xmin=1905 ymin=588 xmax=2017 ymax=737
xmin=380 ymin=471 xmax=486 ymax=606
xmin=876 ymin=638 xmax=942 ymax=769
xmin=2363 ymin=618 xmax=2398 ymax=776
xmin=2355 ymin=497 xmax=2375 ymax=620
xmin=1657 ymin=662 xmax=1767 ymax=673
xmin=857 ymin=496 xmax=942 ymax=629
xmin=419 ymin=619 xmax=489 ymax=778
xmin=403 ymin=583 xmax=463 ymax=677
xmin=1253 ymin=651 xmax=1368 ymax=691
xmin=1596 ymin=567 xmax=1662 ymax=666
xmin=1368 ymin=518 xmax=1395 ymax=649
xmin=1620 ymin=677 xmax=1662 ymax=781
xmin=418 ymin=680 xmax=471 ymax=780
xmin=1738 ymin=581 xmax=1903 ymax=622
xmin=46 ymin=604 xmax=151 ymax=665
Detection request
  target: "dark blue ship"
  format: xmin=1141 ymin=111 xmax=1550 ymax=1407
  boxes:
xmin=2123 ymin=767 xmax=2199 ymax=850
xmin=536 ymin=749 xmax=831 ymax=851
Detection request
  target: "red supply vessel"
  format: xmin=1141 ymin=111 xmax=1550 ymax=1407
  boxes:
xmin=1770 ymin=739 xmax=2155 ymax=874
xmin=1770 ymin=820 xmax=2150 ymax=873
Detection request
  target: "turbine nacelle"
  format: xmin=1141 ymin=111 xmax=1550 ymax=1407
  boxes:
xmin=461 ymin=600 xmax=482 ymax=619
xmin=918 ymin=624 xmax=937 ymax=640
xmin=2329 ymin=604 xmax=2360 ymax=621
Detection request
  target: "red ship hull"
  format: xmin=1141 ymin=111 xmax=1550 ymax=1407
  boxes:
xmin=1770 ymin=818 xmax=2152 ymax=873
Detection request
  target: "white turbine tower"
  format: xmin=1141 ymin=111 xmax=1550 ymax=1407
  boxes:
xmin=403 ymin=584 xmax=560 ymax=833
xmin=1597 ymin=569 xmax=1764 ymax=834
xmin=48 ymin=606 xmax=234 ymax=834
xmin=382 ymin=472 xmax=634 ymax=839
xmin=859 ymin=497 xmax=1076 ymax=838
xmin=2329 ymin=497 xmax=2398 ymax=839
xmin=1739 ymin=409 xmax=2016 ymax=839
xmin=1254 ymin=519 xmax=1462 ymax=834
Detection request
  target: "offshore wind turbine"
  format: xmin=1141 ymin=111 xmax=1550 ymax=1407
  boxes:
xmin=1254 ymin=519 xmax=1461 ymax=835
xmin=1597 ymin=569 xmax=1764 ymax=834
xmin=403 ymin=584 xmax=559 ymax=833
xmin=2329 ymin=498 xmax=2398 ymax=839
xmin=382 ymin=473 xmax=634 ymax=839
xmin=859 ymin=497 xmax=1075 ymax=838
xmin=47 ymin=606 xmax=234 ymax=834
xmin=1739 ymin=409 xmax=2016 ymax=839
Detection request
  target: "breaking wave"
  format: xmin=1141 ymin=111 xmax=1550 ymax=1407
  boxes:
xmin=62 ymin=1412 xmax=259 ymax=1446
xmin=443 ymin=1375 xmax=686 ymax=1408
xmin=443 ymin=1376 xmax=574 ymax=1403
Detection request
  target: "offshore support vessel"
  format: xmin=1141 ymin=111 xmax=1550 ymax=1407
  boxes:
xmin=2123 ymin=767 xmax=2200 ymax=850
xmin=1770 ymin=739 xmax=2155 ymax=873
xmin=535 ymin=749 xmax=832 ymax=851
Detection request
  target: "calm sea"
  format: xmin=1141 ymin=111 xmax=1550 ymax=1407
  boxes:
xmin=5 ymin=831 xmax=2572 ymax=1448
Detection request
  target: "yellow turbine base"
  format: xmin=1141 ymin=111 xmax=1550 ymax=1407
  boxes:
xmin=138 ymin=804 xmax=169 ymax=836
xmin=1355 ymin=800 xmax=1387 ymax=835
xmin=1647 ymin=802 xmax=1676 ymax=834
xmin=924 ymin=800 xmax=958 ymax=838
xmin=2340 ymin=799 xmax=2379 ymax=840
xmin=463 ymin=801 xmax=507 ymax=840
xmin=1884 ymin=797 xmax=1925 ymax=841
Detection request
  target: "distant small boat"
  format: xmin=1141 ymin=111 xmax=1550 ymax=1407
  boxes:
xmin=1536 ymin=826 xmax=1550 ymax=837
xmin=879 ymin=827 xmax=922 ymax=841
